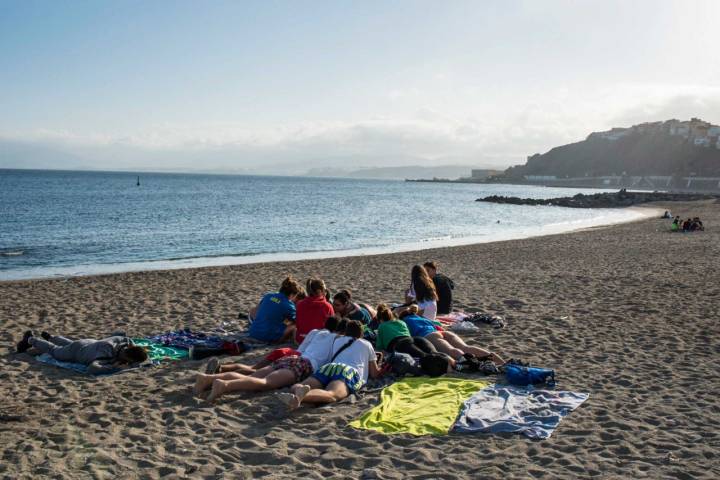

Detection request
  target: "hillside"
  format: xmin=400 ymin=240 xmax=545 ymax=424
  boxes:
xmin=503 ymin=118 xmax=720 ymax=179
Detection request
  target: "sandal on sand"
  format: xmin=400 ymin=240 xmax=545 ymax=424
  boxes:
xmin=205 ymin=357 xmax=221 ymax=375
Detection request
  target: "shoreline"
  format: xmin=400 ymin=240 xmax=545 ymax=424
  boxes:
xmin=0 ymin=205 xmax=662 ymax=283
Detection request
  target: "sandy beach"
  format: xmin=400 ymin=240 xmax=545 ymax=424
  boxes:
xmin=2 ymin=200 xmax=719 ymax=479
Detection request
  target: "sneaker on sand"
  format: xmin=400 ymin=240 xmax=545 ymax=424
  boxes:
xmin=205 ymin=357 xmax=221 ymax=374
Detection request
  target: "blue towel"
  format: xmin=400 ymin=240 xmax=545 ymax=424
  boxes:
xmin=35 ymin=353 xmax=149 ymax=376
xmin=452 ymin=384 xmax=589 ymax=439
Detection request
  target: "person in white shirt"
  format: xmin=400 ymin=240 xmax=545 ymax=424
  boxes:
xmin=280 ymin=320 xmax=381 ymax=410
xmin=404 ymin=264 xmax=438 ymax=320
xmin=193 ymin=318 xmax=344 ymax=402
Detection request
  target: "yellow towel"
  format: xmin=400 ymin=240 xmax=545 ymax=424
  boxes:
xmin=349 ymin=377 xmax=490 ymax=435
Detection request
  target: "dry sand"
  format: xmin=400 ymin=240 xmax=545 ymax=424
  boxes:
xmin=1 ymin=200 xmax=719 ymax=479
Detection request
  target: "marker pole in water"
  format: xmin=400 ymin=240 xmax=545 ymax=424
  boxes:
xmin=137 ymin=176 xmax=140 ymax=186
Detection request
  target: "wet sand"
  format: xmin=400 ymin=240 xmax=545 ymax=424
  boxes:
xmin=1 ymin=200 xmax=719 ymax=479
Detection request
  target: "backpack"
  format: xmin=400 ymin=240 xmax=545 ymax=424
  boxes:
xmin=386 ymin=352 xmax=423 ymax=376
xmin=504 ymin=363 xmax=556 ymax=387
xmin=419 ymin=353 xmax=450 ymax=377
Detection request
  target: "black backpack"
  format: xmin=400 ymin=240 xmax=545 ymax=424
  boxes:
xmin=419 ymin=353 xmax=450 ymax=377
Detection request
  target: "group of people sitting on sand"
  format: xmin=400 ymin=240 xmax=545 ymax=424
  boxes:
xmin=193 ymin=262 xmax=503 ymax=409
xmin=670 ymin=215 xmax=704 ymax=232
xmin=15 ymin=261 xmax=502 ymax=411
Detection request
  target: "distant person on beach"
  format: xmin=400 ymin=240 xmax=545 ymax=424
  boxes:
xmin=423 ymin=261 xmax=455 ymax=315
xmin=194 ymin=316 xmax=347 ymax=402
xmin=404 ymin=265 xmax=439 ymax=320
xmin=247 ymin=277 xmax=303 ymax=344
xmin=399 ymin=306 xmax=504 ymax=365
xmin=294 ymin=278 xmax=334 ymax=344
xmin=671 ymin=216 xmax=681 ymax=232
xmin=332 ymin=290 xmax=372 ymax=325
xmin=16 ymin=331 xmax=148 ymax=374
xmin=662 ymin=211 xmax=672 ymax=219
xmin=691 ymin=217 xmax=704 ymax=231
xmin=279 ymin=320 xmax=381 ymax=410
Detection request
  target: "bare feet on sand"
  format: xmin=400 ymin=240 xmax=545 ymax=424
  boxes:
xmin=206 ymin=379 xmax=226 ymax=403
xmin=278 ymin=384 xmax=311 ymax=411
xmin=193 ymin=374 xmax=213 ymax=396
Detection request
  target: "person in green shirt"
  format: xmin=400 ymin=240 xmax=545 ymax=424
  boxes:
xmin=375 ymin=304 xmax=438 ymax=358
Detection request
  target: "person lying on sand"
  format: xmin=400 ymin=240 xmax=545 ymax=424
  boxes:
xmin=247 ymin=276 xmax=303 ymax=344
xmin=16 ymin=331 xmax=148 ymax=374
xmin=194 ymin=317 xmax=347 ymax=402
xmin=278 ymin=320 xmax=380 ymax=411
xmin=398 ymin=305 xmax=505 ymax=365
xmin=375 ymin=304 xmax=443 ymax=360
xmin=204 ymin=317 xmax=347 ymax=375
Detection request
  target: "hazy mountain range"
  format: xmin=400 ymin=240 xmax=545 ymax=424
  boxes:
xmin=0 ymin=138 xmax=493 ymax=179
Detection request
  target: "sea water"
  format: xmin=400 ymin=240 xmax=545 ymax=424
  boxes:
xmin=0 ymin=169 xmax=650 ymax=281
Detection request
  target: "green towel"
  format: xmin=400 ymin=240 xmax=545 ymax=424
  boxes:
xmin=132 ymin=338 xmax=189 ymax=361
xmin=349 ymin=377 xmax=490 ymax=435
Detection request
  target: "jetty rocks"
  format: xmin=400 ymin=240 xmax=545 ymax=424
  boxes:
xmin=476 ymin=190 xmax=717 ymax=208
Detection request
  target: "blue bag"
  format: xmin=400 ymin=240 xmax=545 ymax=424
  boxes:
xmin=504 ymin=363 xmax=556 ymax=387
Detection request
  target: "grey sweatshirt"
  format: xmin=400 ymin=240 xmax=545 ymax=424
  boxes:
xmin=75 ymin=336 xmax=133 ymax=373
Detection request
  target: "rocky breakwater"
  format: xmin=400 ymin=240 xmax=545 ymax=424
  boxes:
xmin=476 ymin=190 xmax=717 ymax=208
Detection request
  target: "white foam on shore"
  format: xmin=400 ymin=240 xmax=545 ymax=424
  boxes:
xmin=0 ymin=206 xmax=662 ymax=282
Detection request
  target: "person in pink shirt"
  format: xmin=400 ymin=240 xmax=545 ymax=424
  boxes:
xmin=295 ymin=278 xmax=334 ymax=344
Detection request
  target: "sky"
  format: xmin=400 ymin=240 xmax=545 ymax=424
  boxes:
xmin=1 ymin=0 xmax=720 ymax=174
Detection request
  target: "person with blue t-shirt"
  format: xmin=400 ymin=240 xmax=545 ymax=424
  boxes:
xmin=248 ymin=277 xmax=303 ymax=343
xmin=399 ymin=305 xmax=505 ymax=365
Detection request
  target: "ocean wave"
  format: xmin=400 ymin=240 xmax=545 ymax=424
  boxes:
xmin=0 ymin=250 xmax=24 ymax=257
xmin=420 ymin=235 xmax=454 ymax=242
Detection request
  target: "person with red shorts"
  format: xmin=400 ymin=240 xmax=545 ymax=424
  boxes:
xmin=193 ymin=317 xmax=347 ymax=402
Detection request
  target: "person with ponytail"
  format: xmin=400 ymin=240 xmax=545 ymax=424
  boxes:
xmin=279 ymin=320 xmax=380 ymax=410
xmin=295 ymin=278 xmax=335 ymax=344
xmin=194 ymin=316 xmax=347 ymax=402
xmin=399 ymin=305 xmax=504 ymax=365
xmin=375 ymin=304 xmax=438 ymax=358
xmin=248 ymin=276 xmax=302 ymax=343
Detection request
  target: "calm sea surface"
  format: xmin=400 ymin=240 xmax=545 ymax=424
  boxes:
xmin=0 ymin=169 xmax=644 ymax=280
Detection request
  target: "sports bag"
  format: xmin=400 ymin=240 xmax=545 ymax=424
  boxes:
xmin=504 ymin=363 xmax=556 ymax=387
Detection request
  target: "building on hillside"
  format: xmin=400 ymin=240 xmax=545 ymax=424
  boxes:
xmin=470 ymin=169 xmax=496 ymax=179
xmin=524 ymin=175 xmax=557 ymax=181
xmin=634 ymin=121 xmax=663 ymax=134
xmin=670 ymin=123 xmax=691 ymax=137
xmin=588 ymin=127 xmax=632 ymax=141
